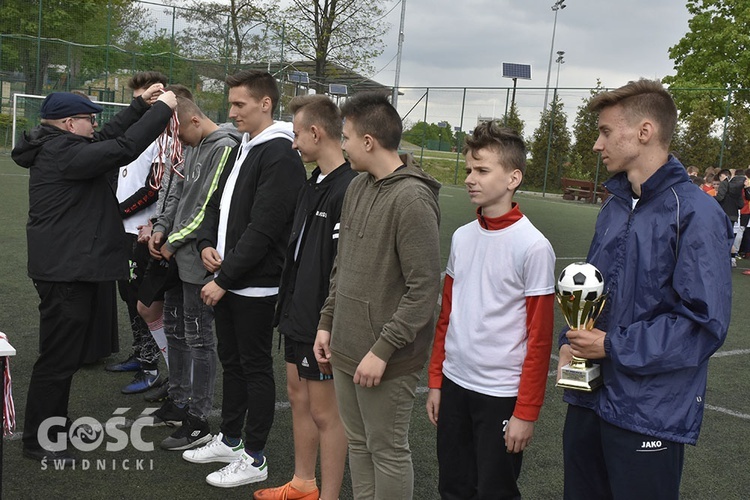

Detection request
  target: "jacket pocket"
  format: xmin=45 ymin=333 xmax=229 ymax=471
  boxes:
xmin=330 ymin=291 xmax=379 ymax=362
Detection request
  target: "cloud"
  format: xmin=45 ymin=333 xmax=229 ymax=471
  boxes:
xmin=372 ymin=0 xmax=691 ymax=136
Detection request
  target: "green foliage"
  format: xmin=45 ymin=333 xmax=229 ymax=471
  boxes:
xmin=526 ymin=93 xmax=571 ymax=188
xmin=403 ymin=121 xmax=455 ymax=150
xmin=674 ymin=97 xmax=723 ymax=168
xmin=570 ymin=80 xmax=605 ymax=181
xmin=723 ymin=104 xmax=750 ymax=170
xmin=665 ymin=0 xmax=750 ymax=116
xmin=501 ymin=101 xmax=525 ymax=139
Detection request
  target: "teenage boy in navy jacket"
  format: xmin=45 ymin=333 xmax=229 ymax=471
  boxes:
xmin=558 ymin=79 xmax=732 ymax=500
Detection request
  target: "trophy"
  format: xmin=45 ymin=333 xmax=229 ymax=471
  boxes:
xmin=556 ymin=262 xmax=607 ymax=392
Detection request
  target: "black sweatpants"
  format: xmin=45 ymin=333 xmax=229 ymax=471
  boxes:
xmin=437 ymin=377 xmax=522 ymax=500
xmin=563 ymin=405 xmax=684 ymax=500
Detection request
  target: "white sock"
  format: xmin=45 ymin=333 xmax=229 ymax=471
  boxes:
xmin=147 ymin=318 xmax=169 ymax=369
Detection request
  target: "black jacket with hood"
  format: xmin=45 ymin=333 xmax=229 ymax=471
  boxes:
xmin=275 ymin=162 xmax=357 ymax=343
xmin=12 ymin=98 xmax=173 ymax=282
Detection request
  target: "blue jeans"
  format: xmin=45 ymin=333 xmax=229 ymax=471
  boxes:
xmin=164 ymin=282 xmax=217 ymax=420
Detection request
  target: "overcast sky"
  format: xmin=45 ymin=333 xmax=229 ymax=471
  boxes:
xmin=369 ymin=0 xmax=693 ymax=135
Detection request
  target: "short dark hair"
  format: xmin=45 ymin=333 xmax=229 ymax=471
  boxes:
xmin=128 ymin=71 xmax=168 ymax=91
xmin=589 ymin=79 xmax=677 ymax=147
xmin=225 ymin=70 xmax=280 ymax=113
xmin=463 ymin=121 xmax=526 ymax=174
xmin=718 ymin=168 xmax=731 ymax=178
xmin=289 ymin=94 xmax=342 ymax=140
xmin=340 ymin=92 xmax=401 ymax=151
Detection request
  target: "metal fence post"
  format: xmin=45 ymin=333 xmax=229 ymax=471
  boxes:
xmin=453 ymin=87 xmax=467 ymax=184
xmin=718 ymin=88 xmax=732 ymax=169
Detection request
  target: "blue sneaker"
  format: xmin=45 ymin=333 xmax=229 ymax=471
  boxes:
xmin=121 ymin=370 xmax=161 ymax=394
xmin=105 ymin=354 xmax=142 ymax=372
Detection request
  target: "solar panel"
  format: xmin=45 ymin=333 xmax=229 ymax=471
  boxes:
xmin=328 ymin=84 xmax=348 ymax=95
xmin=502 ymin=63 xmax=532 ymax=80
xmin=288 ymin=71 xmax=309 ymax=84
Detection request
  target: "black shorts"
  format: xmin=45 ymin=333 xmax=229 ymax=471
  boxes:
xmin=137 ymin=258 xmax=181 ymax=307
xmin=284 ymin=336 xmax=333 ymax=381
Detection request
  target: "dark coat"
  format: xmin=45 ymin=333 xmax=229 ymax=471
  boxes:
xmin=275 ymin=162 xmax=357 ymax=343
xmin=12 ymin=98 xmax=173 ymax=281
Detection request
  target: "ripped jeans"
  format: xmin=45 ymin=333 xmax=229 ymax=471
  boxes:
xmin=163 ymin=282 xmax=217 ymax=420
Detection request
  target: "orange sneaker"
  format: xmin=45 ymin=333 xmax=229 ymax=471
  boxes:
xmin=253 ymin=481 xmax=319 ymax=500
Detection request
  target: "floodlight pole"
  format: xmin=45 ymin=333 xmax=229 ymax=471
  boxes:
xmin=392 ymin=0 xmax=407 ymax=108
xmin=543 ymin=0 xmax=566 ymax=112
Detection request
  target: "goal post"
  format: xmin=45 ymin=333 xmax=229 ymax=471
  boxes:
xmin=11 ymin=93 xmax=128 ymax=150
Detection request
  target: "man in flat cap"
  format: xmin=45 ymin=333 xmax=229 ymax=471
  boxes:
xmin=12 ymin=86 xmax=177 ymax=465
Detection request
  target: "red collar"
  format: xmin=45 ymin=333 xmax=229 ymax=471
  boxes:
xmin=476 ymin=203 xmax=523 ymax=230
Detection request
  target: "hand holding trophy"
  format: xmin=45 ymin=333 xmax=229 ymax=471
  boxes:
xmin=556 ymin=262 xmax=606 ymax=392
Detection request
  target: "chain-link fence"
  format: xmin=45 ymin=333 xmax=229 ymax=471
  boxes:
xmin=2 ymin=1 xmax=748 ymax=191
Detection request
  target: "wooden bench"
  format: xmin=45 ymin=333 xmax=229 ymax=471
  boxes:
xmin=562 ymin=178 xmax=595 ymax=202
xmin=561 ymin=178 xmax=609 ymax=203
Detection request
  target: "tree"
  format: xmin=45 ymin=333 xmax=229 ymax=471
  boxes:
xmin=169 ymin=0 xmax=278 ymax=72
xmin=664 ymin=0 xmax=750 ymax=117
xmin=279 ymin=0 xmax=388 ymax=91
xmin=402 ymin=121 xmax=454 ymax=151
xmin=526 ymin=93 xmax=571 ymax=189
xmin=0 ymin=0 xmax=136 ymax=94
xmin=674 ymin=97 xmax=722 ymax=169
xmin=721 ymin=103 xmax=750 ymax=170
xmin=570 ymin=80 xmax=605 ymax=181
xmin=501 ymin=102 xmax=525 ymax=140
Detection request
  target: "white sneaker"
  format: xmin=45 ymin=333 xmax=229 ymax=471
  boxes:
xmin=182 ymin=432 xmax=244 ymax=464
xmin=732 ymin=257 xmax=738 ymax=268
xmin=205 ymin=453 xmax=268 ymax=488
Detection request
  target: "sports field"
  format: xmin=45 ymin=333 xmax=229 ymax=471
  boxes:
xmin=0 ymin=155 xmax=748 ymax=499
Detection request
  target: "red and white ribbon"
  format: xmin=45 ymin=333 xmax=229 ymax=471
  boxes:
xmin=0 ymin=332 xmax=15 ymax=437
xmin=152 ymin=112 xmax=185 ymax=189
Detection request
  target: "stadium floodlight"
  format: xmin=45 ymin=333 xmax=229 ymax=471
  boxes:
xmin=543 ymin=0 xmax=567 ymax=111
xmin=288 ymin=71 xmax=309 ymax=84
xmin=328 ymin=84 xmax=348 ymax=96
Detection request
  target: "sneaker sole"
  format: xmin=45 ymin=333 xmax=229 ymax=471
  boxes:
xmin=161 ymin=433 xmax=212 ymax=451
xmin=139 ymin=418 xmax=183 ymax=428
xmin=206 ymin=470 xmax=268 ymax=488
xmin=182 ymin=451 xmax=243 ymax=464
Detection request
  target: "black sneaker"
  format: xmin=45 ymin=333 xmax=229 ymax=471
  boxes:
xmin=160 ymin=413 xmax=211 ymax=451
xmin=23 ymin=446 xmax=76 ymax=467
xmin=141 ymin=400 xmax=187 ymax=427
xmin=143 ymin=377 xmax=170 ymax=402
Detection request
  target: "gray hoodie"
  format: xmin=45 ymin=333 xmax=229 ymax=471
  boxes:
xmin=161 ymin=124 xmax=241 ymax=285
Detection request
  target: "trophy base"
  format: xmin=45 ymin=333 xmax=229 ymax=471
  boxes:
xmin=556 ymin=362 xmax=602 ymax=392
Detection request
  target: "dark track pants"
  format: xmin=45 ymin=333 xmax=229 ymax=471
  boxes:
xmin=437 ymin=377 xmax=522 ymax=500
xmin=563 ymin=405 xmax=684 ymax=500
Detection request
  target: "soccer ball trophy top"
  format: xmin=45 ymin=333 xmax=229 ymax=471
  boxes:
xmin=556 ymin=262 xmax=607 ymax=392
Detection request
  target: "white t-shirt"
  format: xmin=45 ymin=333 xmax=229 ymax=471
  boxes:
xmin=441 ymin=216 xmax=555 ymax=397
xmin=116 ymin=142 xmax=162 ymax=235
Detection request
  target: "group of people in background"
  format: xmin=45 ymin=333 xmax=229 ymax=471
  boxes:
xmin=12 ymin=74 xmax=732 ymax=500
xmin=691 ymin=165 xmax=750 ymax=270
